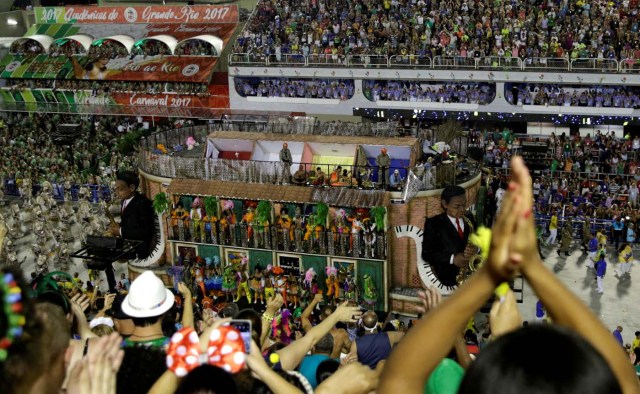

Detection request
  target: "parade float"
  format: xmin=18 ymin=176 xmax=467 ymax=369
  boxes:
xmin=135 ymin=121 xmax=482 ymax=315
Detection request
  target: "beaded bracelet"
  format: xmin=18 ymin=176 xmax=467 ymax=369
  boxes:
xmin=0 ymin=273 xmax=26 ymax=361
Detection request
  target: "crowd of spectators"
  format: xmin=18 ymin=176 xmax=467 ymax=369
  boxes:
xmin=364 ymin=81 xmax=495 ymax=103
xmin=2 ymin=157 xmax=639 ymax=394
xmin=131 ymin=41 xmax=171 ymax=58
xmin=87 ymin=41 xmax=129 ymax=61
xmin=234 ymin=0 xmax=640 ymax=66
xmin=6 ymin=79 xmax=211 ymax=97
xmin=175 ymin=40 xmax=218 ymax=57
xmin=0 ymin=113 xmax=144 ymax=186
xmin=507 ymin=84 xmax=640 ymax=108
xmin=477 ymin=126 xmax=640 ymax=228
xmin=235 ymin=77 xmax=355 ymax=99
xmin=49 ymin=40 xmax=87 ymax=57
xmin=10 ymin=40 xmax=44 ymax=57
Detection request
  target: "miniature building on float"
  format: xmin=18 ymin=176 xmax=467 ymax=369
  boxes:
xmin=136 ymin=125 xmax=480 ymax=315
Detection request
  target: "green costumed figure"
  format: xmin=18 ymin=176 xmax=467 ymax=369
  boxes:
xmin=222 ymin=265 xmax=238 ymax=301
xmin=363 ymin=274 xmax=377 ymax=309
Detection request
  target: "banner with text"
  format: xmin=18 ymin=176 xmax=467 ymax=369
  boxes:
xmin=0 ymin=54 xmax=218 ymax=82
xmin=35 ymin=5 xmax=238 ymax=24
xmin=0 ymin=88 xmax=229 ymax=109
xmin=28 ymin=22 xmax=237 ymax=42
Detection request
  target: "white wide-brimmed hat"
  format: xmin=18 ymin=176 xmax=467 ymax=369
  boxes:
xmin=122 ymin=271 xmax=175 ymax=318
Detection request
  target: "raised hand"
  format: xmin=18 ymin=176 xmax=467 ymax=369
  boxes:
xmin=415 ymin=286 xmax=442 ymax=315
xmin=489 ymin=289 xmax=522 ymax=338
xmin=333 ymin=301 xmax=363 ymax=323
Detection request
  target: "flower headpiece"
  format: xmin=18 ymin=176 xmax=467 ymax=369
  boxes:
xmin=166 ymin=326 xmax=246 ymax=376
xmin=0 ymin=273 xmax=26 ymax=361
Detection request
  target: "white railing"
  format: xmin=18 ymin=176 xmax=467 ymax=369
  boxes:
xmin=570 ymin=58 xmax=619 ymax=73
xmin=229 ymin=53 xmax=640 ymax=74
xmin=523 ymin=57 xmax=570 ymax=71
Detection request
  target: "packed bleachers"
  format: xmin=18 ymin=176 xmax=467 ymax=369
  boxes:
xmin=231 ymin=0 xmax=640 ymax=73
xmin=507 ymin=84 xmax=640 ymax=108
xmin=175 ymin=40 xmax=218 ymax=56
xmin=234 ymin=77 xmax=355 ymax=99
xmin=364 ymin=81 xmax=495 ymax=103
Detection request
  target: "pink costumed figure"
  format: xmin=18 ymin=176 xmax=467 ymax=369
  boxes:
xmin=304 ymin=267 xmax=315 ymax=288
xmin=186 ymin=136 xmax=197 ymax=151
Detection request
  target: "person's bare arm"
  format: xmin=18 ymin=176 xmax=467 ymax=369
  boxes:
xmin=261 ymin=294 xmax=284 ymax=347
xmin=387 ymin=331 xmax=404 ymax=347
xmin=454 ymin=335 xmax=472 ymax=370
xmin=336 ymin=328 xmax=352 ymax=354
xmin=417 ymin=286 xmax=472 ymax=369
xmin=379 ymin=164 xmax=522 ymax=394
xmin=178 ymin=282 xmax=194 ymax=329
xmin=277 ymin=302 xmax=362 ymax=371
xmin=70 ymin=294 xmax=98 ymax=339
xmin=247 ymin=340 xmax=303 ymax=394
xmin=147 ymin=371 xmax=181 ymax=394
xmin=315 ymin=362 xmax=380 ymax=394
xmin=301 ymin=293 xmax=323 ymax=333
xmin=93 ymin=293 xmax=115 ymax=319
xmin=509 ymin=156 xmax=639 ymax=393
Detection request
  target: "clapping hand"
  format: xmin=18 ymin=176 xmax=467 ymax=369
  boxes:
xmin=415 ymin=286 xmax=442 ymax=315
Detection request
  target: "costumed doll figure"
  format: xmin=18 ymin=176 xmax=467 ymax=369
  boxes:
xmin=242 ymin=207 xmax=255 ymax=242
xmin=348 ymin=213 xmax=363 ymax=253
xmin=302 ymin=268 xmax=315 ymax=302
xmin=310 ymin=272 xmax=321 ymax=309
xmin=218 ymin=213 xmax=229 ymax=244
xmin=235 ymin=257 xmax=252 ymax=303
xmin=223 ymin=200 xmax=237 ymax=224
xmin=205 ymin=257 xmax=223 ymax=298
xmin=190 ymin=198 xmax=205 ymax=242
xmin=273 ymin=266 xmax=288 ymax=306
xmin=222 ymin=264 xmax=238 ymax=302
xmin=288 ymin=275 xmax=300 ymax=308
xmin=325 ymin=267 xmax=340 ymax=305
xmin=278 ymin=212 xmax=293 ymax=248
xmin=264 ymin=270 xmax=275 ymax=300
xmin=362 ymin=218 xmax=377 ymax=258
xmin=171 ymin=202 xmax=190 ymax=241
xmin=192 ymin=256 xmax=206 ymax=298
xmin=344 ymin=273 xmax=357 ymax=302
xmin=303 ymin=215 xmax=313 ymax=252
xmin=363 ymin=274 xmax=378 ymax=309
xmin=202 ymin=212 xmax=218 ymax=244
xmin=251 ymin=266 xmax=264 ymax=304
xmin=313 ymin=219 xmax=324 ymax=253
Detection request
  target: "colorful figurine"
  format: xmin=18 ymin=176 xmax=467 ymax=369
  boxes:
xmin=251 ymin=266 xmax=264 ymax=304
xmin=264 ymin=269 xmax=275 ymax=300
xmin=288 ymin=275 xmax=300 ymax=308
xmin=222 ymin=264 xmax=237 ymax=302
xmin=363 ymin=274 xmax=378 ymax=309
xmin=273 ymin=266 xmax=287 ymax=307
xmin=325 ymin=267 xmax=340 ymax=305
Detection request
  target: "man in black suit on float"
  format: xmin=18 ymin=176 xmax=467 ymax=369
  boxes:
xmin=422 ymin=185 xmax=477 ymax=288
xmin=107 ymin=171 xmax=155 ymax=292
